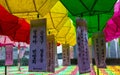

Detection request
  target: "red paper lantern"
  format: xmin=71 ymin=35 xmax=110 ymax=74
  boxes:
xmin=57 ymin=43 xmax=60 ymax=46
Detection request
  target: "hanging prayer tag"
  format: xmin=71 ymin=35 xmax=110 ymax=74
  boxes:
xmin=29 ymin=19 xmax=47 ymax=72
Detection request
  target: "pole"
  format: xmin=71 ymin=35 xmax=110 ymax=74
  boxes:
xmin=3 ymin=46 xmax=7 ymax=75
xmin=18 ymin=42 xmax=21 ymax=71
xmin=18 ymin=49 xmax=21 ymax=71
xmin=98 ymin=14 xmax=100 ymax=31
xmin=97 ymin=67 xmax=99 ymax=75
xmin=5 ymin=66 xmax=7 ymax=75
xmin=97 ymin=14 xmax=100 ymax=75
